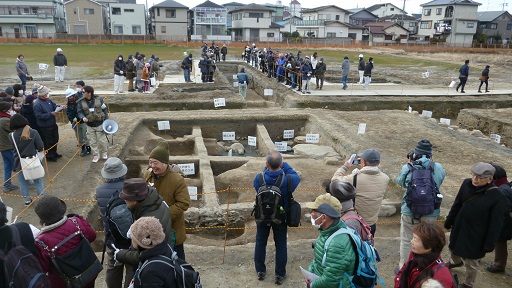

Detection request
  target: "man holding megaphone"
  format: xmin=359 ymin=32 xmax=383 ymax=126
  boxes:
xmin=77 ymin=86 xmax=109 ymax=163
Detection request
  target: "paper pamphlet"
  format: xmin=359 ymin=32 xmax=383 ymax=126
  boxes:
xmin=55 ymin=106 xmax=64 ymax=112
xmin=300 ymin=266 xmax=319 ymax=282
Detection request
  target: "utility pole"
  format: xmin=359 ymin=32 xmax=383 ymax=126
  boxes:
xmin=401 ymin=0 xmax=406 ymax=25
xmin=500 ymin=2 xmax=508 ymax=11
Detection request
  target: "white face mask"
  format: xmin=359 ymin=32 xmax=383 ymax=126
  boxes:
xmin=18 ymin=90 xmax=23 ymax=96
xmin=310 ymin=214 xmax=323 ymax=229
xmin=76 ymin=88 xmax=81 ymax=92
xmin=7 ymin=110 xmax=16 ymax=116
xmin=118 ymin=57 xmax=122 ymax=61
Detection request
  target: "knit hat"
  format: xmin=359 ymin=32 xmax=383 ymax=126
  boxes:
xmin=34 ymin=195 xmax=67 ymax=225
xmin=329 ymin=180 xmax=356 ymax=202
xmin=471 ymin=162 xmax=495 ymax=179
xmin=306 ymin=193 xmax=342 ymax=212
xmin=119 ymin=178 xmax=149 ymax=201
xmin=35 ymin=84 xmax=51 ymax=97
xmin=32 ymin=87 xmax=39 ymax=94
xmin=130 ymin=217 xmax=165 ymax=249
xmin=24 ymin=95 xmax=36 ymax=104
xmin=360 ymin=148 xmax=380 ymax=164
xmin=101 ymin=157 xmax=128 ymax=179
xmin=149 ymin=142 xmax=169 ymax=164
xmin=5 ymin=86 xmax=14 ymax=95
xmin=414 ymin=139 xmax=433 ymax=156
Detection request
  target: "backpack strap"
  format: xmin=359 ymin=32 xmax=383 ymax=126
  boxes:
xmin=353 ymin=174 xmax=357 ymax=188
xmin=274 ymin=172 xmax=285 ymax=188
xmin=258 ymin=172 xmax=266 ymax=186
xmin=409 ymin=258 xmax=444 ymax=288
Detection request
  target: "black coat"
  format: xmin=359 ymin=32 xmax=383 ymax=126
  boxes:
xmin=0 ymin=223 xmax=36 ymax=285
xmin=498 ymin=183 xmax=512 ymax=241
xmin=133 ymin=241 xmax=176 ymax=288
xmin=363 ymin=62 xmax=373 ymax=76
xmin=95 ymin=180 xmax=124 ymax=245
xmin=445 ymin=179 xmax=509 ymax=259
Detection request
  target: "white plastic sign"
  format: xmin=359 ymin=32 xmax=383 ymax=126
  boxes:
xmin=233 ymin=82 xmax=239 ymax=87
xmin=306 ymin=134 xmax=320 ymax=143
xmin=408 ymin=106 xmax=412 ymax=113
xmin=177 ymin=163 xmax=195 ymax=175
xmin=421 ymin=110 xmax=433 ymax=118
xmin=439 ymin=118 xmax=451 ymax=125
xmin=283 ymin=130 xmax=294 ymax=139
xmin=157 ymin=121 xmax=170 ymax=130
xmin=232 ymin=75 xmax=237 ymax=80
xmin=222 ymin=132 xmax=235 ymax=141
xmin=214 ymin=98 xmax=226 ymax=107
xmin=264 ymin=89 xmax=274 ymax=96
xmin=274 ymin=141 xmax=287 ymax=152
xmin=248 ymin=136 xmax=257 ymax=147
xmin=358 ymin=123 xmax=366 ymax=135
xmin=188 ymin=186 xmax=198 ymax=201
xmin=490 ymin=134 xmax=501 ymax=144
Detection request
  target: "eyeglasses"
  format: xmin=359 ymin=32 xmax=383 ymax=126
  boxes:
xmin=471 ymin=173 xmax=487 ymax=180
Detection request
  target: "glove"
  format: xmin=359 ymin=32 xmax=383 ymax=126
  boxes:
xmin=120 ymin=71 xmax=124 ymax=74
xmin=111 ymin=243 xmax=120 ymax=263
xmin=126 ymin=227 xmax=131 ymax=239
xmin=443 ymin=221 xmax=451 ymax=230
xmin=483 ymin=246 xmax=494 ymax=253
xmin=82 ymin=117 xmax=88 ymax=123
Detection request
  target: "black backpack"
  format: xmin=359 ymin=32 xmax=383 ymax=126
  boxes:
xmin=105 ymin=190 xmax=133 ymax=249
xmin=252 ymin=172 xmax=285 ymax=225
xmin=405 ymin=162 xmax=440 ymax=217
xmin=0 ymin=225 xmax=51 ymax=288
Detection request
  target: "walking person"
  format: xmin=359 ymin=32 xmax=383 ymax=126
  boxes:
xmin=456 ymin=60 xmax=469 ymax=93
xmin=301 ymin=59 xmax=313 ymax=94
xmin=358 ymin=54 xmax=365 ymax=84
xmin=9 ymin=113 xmax=44 ymax=206
xmin=114 ymin=55 xmax=126 ymax=94
xmin=315 ymin=58 xmax=326 ymax=90
xmin=478 ymin=65 xmax=490 ymax=93
xmin=237 ymin=68 xmax=249 ymax=98
xmin=53 ymin=48 xmax=67 ymax=82
xmin=0 ymin=102 xmax=18 ymax=192
xmin=15 ymin=54 xmax=30 ymax=93
xmin=341 ymin=56 xmax=350 ymax=90
xmin=363 ymin=57 xmax=374 ymax=91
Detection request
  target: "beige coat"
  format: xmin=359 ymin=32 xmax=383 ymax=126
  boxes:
xmin=332 ymin=165 xmax=390 ymax=226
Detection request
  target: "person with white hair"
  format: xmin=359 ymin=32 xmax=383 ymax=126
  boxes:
xmin=53 ymin=48 xmax=67 ymax=82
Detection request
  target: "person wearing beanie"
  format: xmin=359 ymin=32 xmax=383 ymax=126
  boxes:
xmin=363 ymin=57 xmax=374 ymax=91
xmin=114 ymin=54 xmax=126 ymax=94
xmin=33 ymin=84 xmax=65 ymax=162
xmin=0 ymin=101 xmax=18 ymax=192
xmin=144 ymin=142 xmax=190 ymax=260
xmin=129 ymin=217 xmax=176 ymax=287
xmin=53 ymin=47 xmax=67 ymax=82
xmin=327 ymin=180 xmax=364 ymax=237
xmin=444 ymin=162 xmax=509 ymax=288
xmin=396 ymin=140 xmax=446 ymax=269
xmin=485 ymin=163 xmax=512 ymax=274
xmin=34 ymin=195 xmax=97 ymax=288
xmin=478 ymin=65 xmax=490 ymax=93
xmin=77 ymin=85 xmax=109 ymax=163
xmin=115 ymin=178 xmax=175 ymax=281
xmin=315 ymin=57 xmax=327 ymax=90
xmin=67 ymin=83 xmax=90 ymax=157
xmin=126 ymin=55 xmax=136 ymax=92
xmin=357 ymin=54 xmax=365 ymax=84
xmin=341 ymin=56 xmax=350 ymax=90
xmin=10 ymin=113 xmax=44 ymax=206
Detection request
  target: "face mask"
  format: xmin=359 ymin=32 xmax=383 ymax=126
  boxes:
xmin=7 ymin=110 xmax=16 ymax=116
xmin=18 ymin=90 xmax=23 ymax=95
xmin=76 ymin=88 xmax=81 ymax=92
xmin=319 ymin=61 xmax=323 ymax=63
xmin=118 ymin=57 xmax=122 ymax=61
xmin=310 ymin=214 xmax=323 ymax=229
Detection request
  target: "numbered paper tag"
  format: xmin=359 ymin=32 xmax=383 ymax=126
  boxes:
xmin=408 ymin=106 xmax=412 ymax=113
xmin=306 ymin=133 xmax=320 ymax=143
xmin=222 ymin=131 xmax=235 ymax=141
xmin=421 ymin=110 xmax=433 ymax=118
xmin=188 ymin=186 xmax=198 ymax=201
xmin=214 ymin=98 xmax=226 ymax=107
xmin=274 ymin=141 xmax=288 ymax=152
xmin=233 ymin=82 xmax=239 ymax=87
xmin=177 ymin=163 xmax=195 ymax=175
xmin=264 ymin=89 xmax=273 ymax=96
xmin=232 ymin=75 xmax=237 ymax=80
xmin=283 ymin=130 xmax=294 ymax=139
xmin=248 ymin=136 xmax=257 ymax=147
xmin=358 ymin=123 xmax=366 ymax=135
xmin=157 ymin=121 xmax=170 ymax=130
xmin=439 ymin=118 xmax=451 ymax=125
xmin=490 ymin=134 xmax=501 ymax=144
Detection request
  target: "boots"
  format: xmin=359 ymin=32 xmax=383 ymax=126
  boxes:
xmin=478 ymin=90 xmax=482 ymax=93
xmin=80 ymin=145 xmax=91 ymax=157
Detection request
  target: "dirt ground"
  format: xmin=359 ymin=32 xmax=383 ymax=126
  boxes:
xmin=1 ymin=47 xmax=511 ymax=288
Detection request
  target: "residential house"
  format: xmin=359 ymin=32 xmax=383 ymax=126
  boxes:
xmin=275 ymin=15 xmax=301 ymax=36
xmin=190 ymin=0 xmax=229 ymax=41
xmin=229 ymin=3 xmax=282 ymax=42
xmin=149 ymin=0 xmax=188 ymax=41
xmin=0 ymin=0 xmax=66 ymax=38
xmin=224 ymin=2 xmax=244 ymax=30
xmin=379 ymin=14 xmax=419 ymax=34
xmin=264 ymin=3 xmax=285 ymax=22
xmin=476 ymin=11 xmax=512 ymax=44
xmin=286 ymin=0 xmax=302 ymax=18
xmin=295 ymin=5 xmax=357 ymax=39
xmin=109 ymin=3 xmax=145 ymax=35
xmin=364 ymin=21 xmax=409 ymax=43
xmin=366 ymin=3 xmax=406 ymax=18
xmin=348 ymin=8 xmax=379 ymax=26
xmin=419 ymin=0 xmax=481 ymax=46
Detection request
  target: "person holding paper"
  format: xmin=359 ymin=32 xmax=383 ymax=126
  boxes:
xmin=237 ymin=68 xmax=250 ymax=98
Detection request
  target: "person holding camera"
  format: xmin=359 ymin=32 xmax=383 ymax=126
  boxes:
xmin=396 ymin=139 xmax=446 ymax=270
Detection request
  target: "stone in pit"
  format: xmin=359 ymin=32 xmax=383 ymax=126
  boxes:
xmin=293 ymin=144 xmax=340 ymax=160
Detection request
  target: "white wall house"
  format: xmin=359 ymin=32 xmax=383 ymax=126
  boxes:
xmin=109 ymin=3 xmax=145 ymax=35
xmin=229 ymin=3 xmax=281 ymax=42
xmin=149 ymin=0 xmax=188 ymax=41
xmin=366 ymin=3 xmax=406 ymax=18
xmin=190 ymin=0 xmax=230 ymax=41
xmin=295 ymin=5 xmax=351 ymax=38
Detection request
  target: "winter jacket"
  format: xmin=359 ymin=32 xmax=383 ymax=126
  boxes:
xmin=35 ymin=216 xmax=96 ymax=288
xmin=395 ymin=252 xmax=455 ymax=288
xmin=15 ymin=58 xmax=28 ymax=75
xmin=10 ymin=127 xmax=44 ymax=172
xmin=358 ymin=58 xmax=365 ymax=71
xmin=0 ymin=222 xmax=36 ymax=286
xmin=445 ymin=179 xmax=509 ymax=259
xmin=396 ymin=157 xmax=446 ymax=217
xmin=33 ymin=98 xmax=58 ymax=128
xmin=20 ymin=103 xmax=39 ymax=131
xmin=341 ymin=59 xmax=350 ymax=76
xmin=221 ymin=46 xmax=227 ymax=55
xmin=308 ymin=220 xmax=356 ymax=288
xmin=132 ymin=241 xmax=176 ymax=288
xmin=66 ymin=93 xmax=81 ymax=122
xmin=144 ymin=167 xmax=189 ymax=246
xmin=126 ymin=60 xmax=135 ymax=79
xmin=182 ymin=56 xmax=192 ymax=70
xmin=332 ymin=165 xmax=390 ymax=226
xmin=237 ymin=72 xmax=250 ymax=84
xmin=95 ymin=180 xmax=124 ymax=245
xmin=208 ymin=59 xmax=216 ymax=73
xmin=0 ymin=115 xmax=11 ymax=151
xmin=116 ymin=187 xmax=176 ymax=265
xmin=497 ymin=183 xmax=512 ymax=240
xmin=76 ymin=95 xmax=108 ymax=128
xmin=199 ymin=57 xmax=209 ymax=74
xmin=459 ymin=64 xmax=469 ymax=78
xmin=277 ymin=57 xmax=287 ymax=76
xmin=53 ymin=53 xmax=67 ymax=66
xmin=253 ymin=162 xmax=301 ymax=209
xmin=114 ymin=57 xmax=127 ymax=76
xmin=141 ymin=66 xmax=150 ymax=80
xmin=301 ymin=63 xmax=313 ymax=80
xmin=150 ymin=61 xmax=160 ymax=76
xmin=136 ymin=60 xmax=145 ymax=81
xmin=363 ymin=62 xmax=373 ymax=77
xmin=315 ymin=62 xmax=327 ymax=76
xmin=311 ymin=56 xmax=318 ymax=70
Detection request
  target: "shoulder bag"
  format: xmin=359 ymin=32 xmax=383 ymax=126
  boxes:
xmin=11 ymin=133 xmax=45 ymax=180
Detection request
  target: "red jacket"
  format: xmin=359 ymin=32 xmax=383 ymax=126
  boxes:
xmin=35 ymin=216 xmax=97 ymax=288
xmin=395 ymin=252 xmax=455 ymax=288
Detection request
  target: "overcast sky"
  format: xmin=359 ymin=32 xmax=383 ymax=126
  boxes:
xmin=135 ymin=0 xmax=509 ymax=14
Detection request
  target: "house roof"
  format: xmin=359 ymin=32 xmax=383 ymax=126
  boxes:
xmin=229 ymin=3 xmax=275 ymax=13
xmin=270 ymin=22 xmax=284 ymax=28
xmin=301 ymin=5 xmax=350 ymax=14
xmin=152 ymin=0 xmax=188 ymax=9
xmin=379 ymin=14 xmax=417 ymax=21
xmin=365 ymin=21 xmax=407 ymax=34
xmin=347 ymin=8 xmax=379 ymax=18
xmin=193 ymin=0 xmax=223 ymax=9
xmin=64 ymin=0 xmax=102 ymax=6
xmin=421 ymin=0 xmax=481 ymax=7
xmin=223 ymin=2 xmax=244 ymax=6
xmin=411 ymin=13 xmax=422 ymax=19
xmin=477 ymin=11 xmax=511 ymax=22
xmin=290 ymin=0 xmax=300 ymax=4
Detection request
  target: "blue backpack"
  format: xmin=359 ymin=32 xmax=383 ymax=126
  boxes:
xmin=405 ymin=161 xmax=440 ymax=217
xmin=322 ymin=227 xmax=385 ymax=288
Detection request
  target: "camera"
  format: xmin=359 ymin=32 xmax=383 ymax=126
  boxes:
xmin=352 ymin=158 xmax=361 ymax=165
xmin=406 ymin=151 xmax=415 ymax=161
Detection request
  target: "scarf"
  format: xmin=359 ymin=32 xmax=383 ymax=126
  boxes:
xmin=20 ymin=125 xmax=31 ymax=141
xmin=495 ymin=177 xmax=509 ymax=187
xmin=0 ymin=111 xmax=11 ymax=118
xmin=39 ymin=216 xmax=68 ymax=234
xmin=399 ymin=252 xmax=440 ymax=288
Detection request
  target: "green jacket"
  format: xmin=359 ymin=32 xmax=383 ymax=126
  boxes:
xmin=0 ymin=116 xmax=12 ymax=151
xmin=308 ymin=220 xmax=356 ymax=288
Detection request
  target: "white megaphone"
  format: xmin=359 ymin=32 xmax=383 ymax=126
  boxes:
xmin=102 ymin=119 xmax=118 ymax=145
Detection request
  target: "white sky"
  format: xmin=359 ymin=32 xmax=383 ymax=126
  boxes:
xmin=135 ymin=0 xmax=509 ymax=15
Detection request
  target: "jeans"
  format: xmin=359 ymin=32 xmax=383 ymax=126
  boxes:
xmin=114 ymin=74 xmax=125 ymax=93
xmin=302 ymin=78 xmax=311 ymax=92
xmin=184 ymin=69 xmax=190 ymax=82
xmin=457 ymin=77 xmax=467 ymax=91
xmin=254 ymin=221 xmax=287 ymax=277
xmin=363 ymin=76 xmax=371 ymax=91
xmin=18 ymin=172 xmax=43 ymax=201
xmin=399 ymin=214 xmax=437 ymax=268
xmin=222 ymin=54 xmax=226 ymax=61
xmin=342 ymin=75 xmax=348 ymax=88
xmin=239 ymin=83 xmax=247 ymax=98
xmin=478 ymin=80 xmax=488 ymax=91
xmin=291 ymin=73 xmax=297 ymax=89
xmin=18 ymin=74 xmax=27 ymax=92
xmin=1 ymin=149 xmax=14 ymax=186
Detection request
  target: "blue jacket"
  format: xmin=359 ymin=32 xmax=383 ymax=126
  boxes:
xmin=459 ymin=64 xmax=469 ymax=77
xmin=236 ymin=72 xmax=249 ymax=84
xmin=396 ymin=156 xmax=446 ymax=217
xmin=301 ymin=63 xmax=313 ymax=79
xmin=253 ymin=162 xmax=301 ymax=208
xmin=95 ymin=180 xmax=124 ymax=245
xmin=33 ymin=98 xmax=58 ymax=128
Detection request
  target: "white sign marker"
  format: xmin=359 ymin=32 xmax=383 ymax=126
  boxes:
xmin=274 ymin=141 xmax=288 ymax=152
xmin=306 ymin=134 xmax=320 ymax=143
xmin=188 ymin=186 xmax=198 ymax=201
xmin=222 ymin=131 xmax=236 ymax=141
xmin=490 ymin=134 xmax=501 ymax=144
xmin=408 ymin=106 xmax=412 ymax=113
xmin=233 ymin=82 xmax=239 ymax=87
xmin=232 ymin=75 xmax=237 ymax=80
xmin=214 ymin=98 xmax=226 ymax=107
xmin=264 ymin=89 xmax=274 ymax=96
xmin=439 ymin=118 xmax=451 ymax=125
xmin=421 ymin=110 xmax=433 ymax=118
xmin=177 ymin=163 xmax=195 ymax=175
xmin=283 ymin=130 xmax=295 ymax=139
xmin=358 ymin=123 xmax=366 ymax=135
xmin=157 ymin=121 xmax=170 ymax=130
xmin=248 ymin=136 xmax=257 ymax=147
